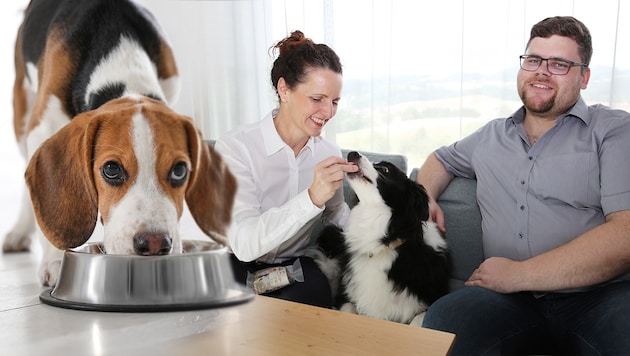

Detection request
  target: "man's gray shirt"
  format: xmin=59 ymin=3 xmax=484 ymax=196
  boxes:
xmin=435 ymin=97 xmax=630 ymax=284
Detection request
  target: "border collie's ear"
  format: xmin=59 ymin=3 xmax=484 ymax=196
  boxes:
xmin=413 ymin=182 xmax=431 ymax=221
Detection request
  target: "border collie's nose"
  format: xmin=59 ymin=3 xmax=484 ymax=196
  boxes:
xmin=347 ymin=151 xmax=361 ymax=163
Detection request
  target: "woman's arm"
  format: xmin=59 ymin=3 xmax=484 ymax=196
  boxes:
xmin=215 ymin=139 xmax=324 ymax=262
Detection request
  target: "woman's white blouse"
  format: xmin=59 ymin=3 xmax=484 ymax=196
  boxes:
xmin=215 ymin=111 xmax=350 ymax=263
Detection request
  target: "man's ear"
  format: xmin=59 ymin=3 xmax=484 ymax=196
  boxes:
xmin=581 ymin=67 xmax=591 ymax=89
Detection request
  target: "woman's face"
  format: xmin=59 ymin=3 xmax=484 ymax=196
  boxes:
xmin=280 ymin=67 xmax=343 ymax=137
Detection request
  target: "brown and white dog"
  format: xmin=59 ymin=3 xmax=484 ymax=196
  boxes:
xmin=2 ymin=0 xmax=236 ymax=287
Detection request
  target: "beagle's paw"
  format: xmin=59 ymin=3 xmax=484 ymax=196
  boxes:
xmin=39 ymin=256 xmax=62 ymax=287
xmin=2 ymin=231 xmax=32 ymax=253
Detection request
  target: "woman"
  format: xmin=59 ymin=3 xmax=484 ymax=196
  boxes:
xmin=215 ymin=31 xmax=357 ymax=308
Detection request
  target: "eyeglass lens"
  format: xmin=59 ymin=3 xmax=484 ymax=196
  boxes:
xmin=520 ymin=56 xmax=575 ymax=75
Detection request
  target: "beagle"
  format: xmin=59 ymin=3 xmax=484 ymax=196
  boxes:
xmin=2 ymin=0 xmax=236 ymax=287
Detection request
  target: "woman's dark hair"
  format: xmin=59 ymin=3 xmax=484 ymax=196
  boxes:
xmin=270 ymin=30 xmax=342 ymax=97
xmin=528 ymin=16 xmax=592 ymax=66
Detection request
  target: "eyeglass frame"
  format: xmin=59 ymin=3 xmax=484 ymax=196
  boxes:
xmin=519 ymin=54 xmax=587 ymax=75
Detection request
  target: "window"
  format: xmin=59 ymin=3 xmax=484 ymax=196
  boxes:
xmin=128 ymin=0 xmax=630 ymax=171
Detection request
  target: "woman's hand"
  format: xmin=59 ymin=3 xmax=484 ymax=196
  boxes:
xmin=308 ymin=156 xmax=358 ymax=208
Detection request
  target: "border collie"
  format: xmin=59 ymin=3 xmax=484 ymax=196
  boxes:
xmin=316 ymin=151 xmax=451 ymax=325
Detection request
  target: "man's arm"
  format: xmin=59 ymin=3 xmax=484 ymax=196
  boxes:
xmin=415 ymin=152 xmax=454 ymax=232
xmin=466 ymin=209 xmax=630 ymax=293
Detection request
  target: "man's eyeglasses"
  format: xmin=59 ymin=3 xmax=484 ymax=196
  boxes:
xmin=519 ymin=55 xmax=587 ymax=75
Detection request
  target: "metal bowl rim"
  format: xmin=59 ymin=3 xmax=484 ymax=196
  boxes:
xmin=67 ymin=240 xmax=228 ymax=259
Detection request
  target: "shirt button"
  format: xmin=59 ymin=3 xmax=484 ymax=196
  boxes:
xmin=528 ymin=156 xmax=533 ymax=160
xmin=518 ymin=233 xmax=524 ymax=239
xmin=520 ymin=180 xmax=525 ymax=185
xmin=520 ymin=205 xmax=525 ymax=210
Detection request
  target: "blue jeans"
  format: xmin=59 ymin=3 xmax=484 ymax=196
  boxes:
xmin=422 ymin=282 xmax=630 ymax=355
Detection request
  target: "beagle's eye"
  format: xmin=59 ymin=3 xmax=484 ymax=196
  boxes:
xmin=101 ymin=161 xmax=127 ymax=186
xmin=169 ymin=162 xmax=188 ymax=187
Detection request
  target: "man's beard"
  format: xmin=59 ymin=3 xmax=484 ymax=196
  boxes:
xmin=519 ymin=89 xmax=555 ymax=115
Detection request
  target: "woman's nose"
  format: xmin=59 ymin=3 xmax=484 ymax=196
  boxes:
xmin=322 ymin=100 xmax=334 ymax=118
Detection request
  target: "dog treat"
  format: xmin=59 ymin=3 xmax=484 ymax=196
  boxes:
xmin=247 ymin=259 xmax=304 ymax=294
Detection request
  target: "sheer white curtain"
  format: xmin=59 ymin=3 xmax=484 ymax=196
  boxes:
xmin=140 ymin=0 xmax=277 ymax=139
xmin=144 ymin=0 xmax=630 ymax=171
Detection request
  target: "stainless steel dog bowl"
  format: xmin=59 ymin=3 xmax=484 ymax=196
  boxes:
xmin=40 ymin=240 xmax=253 ymax=312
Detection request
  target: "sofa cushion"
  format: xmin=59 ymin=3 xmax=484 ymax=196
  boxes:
xmin=436 ymin=177 xmax=484 ymax=290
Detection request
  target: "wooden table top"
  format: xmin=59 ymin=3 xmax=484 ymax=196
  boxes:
xmin=175 ymin=295 xmax=455 ymax=355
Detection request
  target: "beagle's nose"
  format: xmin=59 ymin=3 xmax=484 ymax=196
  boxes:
xmin=133 ymin=232 xmax=172 ymax=255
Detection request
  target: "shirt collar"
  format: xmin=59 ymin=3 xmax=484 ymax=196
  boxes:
xmin=508 ymin=97 xmax=590 ymax=126
xmin=261 ymin=109 xmax=320 ymax=157
xmin=261 ymin=110 xmax=284 ymax=156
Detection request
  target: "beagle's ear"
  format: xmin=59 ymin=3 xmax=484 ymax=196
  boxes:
xmin=25 ymin=114 xmax=100 ymax=250
xmin=184 ymin=123 xmax=237 ymax=246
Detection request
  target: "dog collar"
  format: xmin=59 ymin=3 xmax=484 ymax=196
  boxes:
xmin=388 ymin=238 xmax=405 ymax=249
xmin=367 ymin=238 xmax=405 ymax=258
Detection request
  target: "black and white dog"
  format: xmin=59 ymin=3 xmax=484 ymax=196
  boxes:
xmin=316 ymin=151 xmax=451 ymax=325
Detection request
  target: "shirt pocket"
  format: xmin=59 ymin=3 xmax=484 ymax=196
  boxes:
xmin=530 ymin=152 xmax=600 ymax=208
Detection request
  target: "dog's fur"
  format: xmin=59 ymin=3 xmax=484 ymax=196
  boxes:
xmin=316 ymin=152 xmax=451 ymax=325
xmin=3 ymin=0 xmax=236 ymax=287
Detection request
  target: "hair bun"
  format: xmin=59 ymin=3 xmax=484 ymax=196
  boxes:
xmin=269 ymin=30 xmax=342 ymax=97
xmin=273 ymin=30 xmax=313 ymax=57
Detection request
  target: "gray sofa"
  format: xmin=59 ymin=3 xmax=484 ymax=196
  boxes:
xmin=341 ymin=148 xmax=483 ymax=292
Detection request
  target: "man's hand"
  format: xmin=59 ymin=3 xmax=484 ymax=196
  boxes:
xmin=465 ymin=257 xmax=526 ymax=294
xmin=428 ymin=198 xmax=447 ymax=234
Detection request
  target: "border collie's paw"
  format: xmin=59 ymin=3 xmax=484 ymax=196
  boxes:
xmin=340 ymin=302 xmax=358 ymax=314
xmin=409 ymin=311 xmax=427 ymax=327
